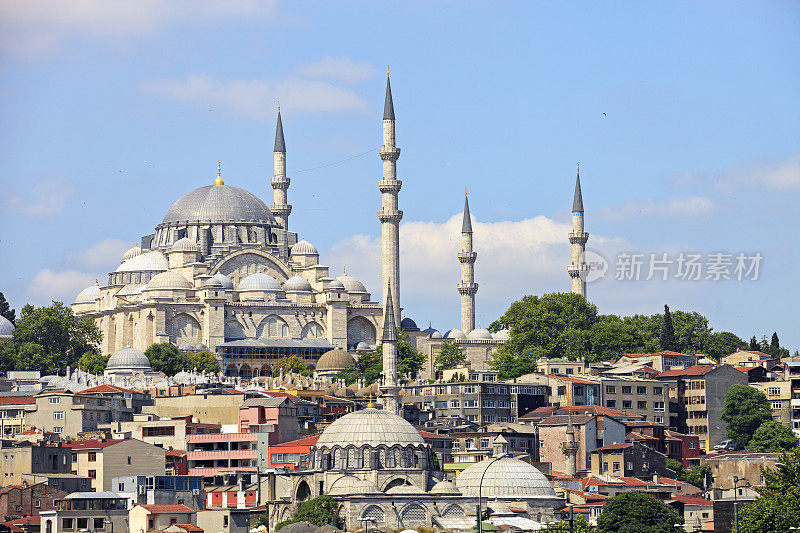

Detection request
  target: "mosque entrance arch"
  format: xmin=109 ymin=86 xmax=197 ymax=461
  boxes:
xmin=212 ymin=251 xmax=292 ymax=287
xmin=167 ymin=313 xmax=201 ymax=345
xmin=295 ymin=480 xmax=311 ymax=502
xmin=347 ymin=317 xmax=376 ymax=347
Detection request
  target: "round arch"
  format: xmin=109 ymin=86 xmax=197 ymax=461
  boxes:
xmin=295 ymin=480 xmax=312 ymax=502
xmin=211 ymin=250 xmax=293 ymax=284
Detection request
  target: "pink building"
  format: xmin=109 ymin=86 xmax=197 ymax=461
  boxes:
xmin=238 ymin=397 xmax=298 ymax=444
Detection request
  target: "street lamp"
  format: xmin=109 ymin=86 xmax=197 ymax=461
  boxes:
xmin=732 ymin=475 xmax=749 ymax=533
xmin=476 ymin=454 xmax=505 ymax=533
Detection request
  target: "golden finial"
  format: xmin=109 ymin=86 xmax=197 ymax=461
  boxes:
xmin=277 ymin=101 xmax=280 ymax=112
xmin=215 ymin=161 xmax=224 ymax=185
xmin=343 ymin=266 xmax=347 ymax=275
xmin=577 ymin=162 xmax=580 ymax=176
xmin=367 ymin=394 xmax=374 ymax=409
xmin=465 ymin=187 xmax=468 ymax=197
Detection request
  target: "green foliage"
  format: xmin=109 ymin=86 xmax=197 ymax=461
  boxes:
xmin=488 ymin=347 xmax=537 ymax=380
xmin=660 ymin=304 xmax=676 ymax=351
xmin=183 ymin=350 xmax=221 ymax=374
xmin=668 ymin=458 xmax=712 ymax=489
xmin=273 ymin=355 xmax=308 ymax=374
xmin=2 ymin=302 xmax=102 ymax=374
xmin=335 ymin=364 xmax=361 ymax=386
xmin=78 ymin=352 xmax=110 ymax=374
xmin=356 ymin=349 xmax=382 ymax=385
xmin=373 ymin=333 xmax=426 ymax=380
xmin=435 ymin=339 xmax=466 ymax=371
xmin=145 ymin=343 xmax=183 ymax=375
xmin=0 ymin=292 xmax=15 ymax=324
xmin=738 ymin=447 xmax=800 ymax=532
xmin=721 ymin=383 xmax=773 ymax=445
xmin=703 ymin=331 xmax=748 ymax=359
xmin=749 ymin=336 xmax=758 ymax=350
xmin=275 ymin=495 xmax=338 ymax=530
xmin=748 ymin=420 xmax=799 ymax=453
xmin=596 ymin=491 xmax=683 ymax=533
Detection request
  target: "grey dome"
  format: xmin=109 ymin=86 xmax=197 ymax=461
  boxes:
xmin=467 ymin=328 xmax=493 ymax=341
xmin=445 ymin=328 xmax=466 ymax=340
xmin=171 ymin=237 xmax=200 ymax=252
xmin=431 ymin=331 xmax=443 ymax=339
xmin=116 ymin=250 xmax=168 ymax=273
xmin=326 ymin=280 xmax=346 ymax=292
xmin=328 ymin=475 xmax=375 ymax=496
xmin=74 ymin=283 xmax=101 ymax=304
xmin=0 ymin=315 xmax=14 ymax=340
xmin=284 ymin=275 xmax=312 ymax=292
xmin=355 ymin=341 xmax=370 ymax=351
xmin=212 ymin=273 xmax=234 ymax=290
xmin=121 ymin=245 xmax=142 ymax=262
xmin=106 ymin=347 xmax=152 ymax=371
xmin=145 ymin=271 xmax=193 ymax=290
xmin=430 ymin=480 xmax=461 ymax=494
xmin=316 ymin=349 xmax=356 ymax=372
xmin=194 ymin=343 xmax=206 ymax=351
xmin=239 ymin=273 xmax=282 ymax=292
xmin=117 ymin=283 xmax=145 ymax=297
xmin=178 ymin=342 xmax=193 ymax=351
xmin=204 ymin=277 xmax=223 ymax=288
xmin=291 ymin=239 xmax=318 ymax=256
xmin=335 ymin=274 xmax=366 ymax=294
xmin=493 ymin=329 xmax=510 ymax=341
xmin=315 ymin=408 xmax=425 ymax=448
xmin=400 ymin=317 xmax=419 ymax=331
xmin=455 ymin=456 xmax=556 ymax=499
xmin=159 ymin=184 xmax=279 ymax=227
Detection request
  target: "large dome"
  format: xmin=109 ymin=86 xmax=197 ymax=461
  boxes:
xmin=315 ymin=408 xmax=425 ymax=448
xmin=455 ymin=456 xmax=557 ymax=499
xmin=315 ymin=348 xmax=356 ymax=372
xmin=106 ymin=347 xmax=152 ymax=371
xmin=159 ymin=184 xmax=279 ymax=227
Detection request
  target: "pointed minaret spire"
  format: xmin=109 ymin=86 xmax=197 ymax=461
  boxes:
xmin=382 ymin=279 xmax=398 ymax=343
xmin=270 ymin=103 xmax=292 ymax=232
xmin=458 ymin=190 xmax=478 ymax=333
xmin=568 ymin=163 xmax=589 ymax=298
xmin=383 ymin=68 xmax=395 ymax=121
xmin=380 ymin=279 xmax=400 ymax=415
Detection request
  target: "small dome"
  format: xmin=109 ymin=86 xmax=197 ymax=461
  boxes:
xmin=468 ymin=328 xmax=493 ymax=341
xmin=445 ymin=328 xmax=466 ymax=340
xmin=194 ymin=343 xmax=206 ymax=351
xmin=355 ymin=341 xmax=371 ymax=351
xmin=430 ymin=480 xmax=461 ymax=494
xmin=204 ymin=277 xmax=223 ymax=288
xmin=455 ymin=456 xmax=556 ymax=499
xmin=116 ymin=250 xmax=169 ymax=273
xmin=316 ymin=349 xmax=356 ymax=372
xmin=122 ymin=245 xmax=142 ymax=262
xmin=212 ymin=273 xmax=234 ymax=290
xmin=74 ymin=283 xmax=101 ymax=304
xmin=326 ymin=280 xmax=346 ymax=292
xmin=239 ymin=273 xmax=282 ymax=292
xmin=329 ymin=475 xmax=368 ymax=496
xmin=0 ymin=315 xmax=14 ymax=340
xmin=431 ymin=331 xmax=443 ymax=339
xmin=178 ymin=342 xmax=193 ymax=351
xmin=171 ymin=237 xmax=200 ymax=253
xmin=493 ymin=329 xmax=510 ymax=341
xmin=385 ymin=484 xmax=424 ymax=495
xmin=335 ymin=274 xmax=367 ymax=294
xmin=117 ymin=283 xmax=145 ymax=297
xmin=284 ymin=275 xmax=312 ymax=292
xmin=145 ymin=271 xmax=193 ymax=291
xmin=315 ymin=408 xmax=425 ymax=449
xmin=400 ymin=317 xmax=419 ymax=331
xmin=106 ymin=347 xmax=152 ymax=371
xmin=291 ymin=239 xmax=318 ymax=256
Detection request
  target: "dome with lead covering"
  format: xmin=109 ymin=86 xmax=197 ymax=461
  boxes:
xmin=467 ymin=328 xmax=493 ymax=340
xmin=315 ymin=408 xmax=425 ymax=449
xmin=430 ymin=480 xmax=461 ymax=494
xmin=158 ymin=184 xmax=279 ymax=227
xmin=0 ymin=315 xmax=14 ymax=340
xmin=493 ymin=329 xmax=510 ymax=341
xmin=74 ymin=283 xmax=101 ymax=304
xmin=171 ymin=237 xmax=200 ymax=252
xmin=212 ymin=273 xmax=234 ymax=290
xmin=284 ymin=275 xmax=312 ymax=292
xmin=239 ymin=273 xmax=282 ymax=292
xmin=145 ymin=271 xmax=193 ymax=291
xmin=400 ymin=317 xmax=418 ymax=331
xmin=445 ymin=328 xmax=466 ymax=340
xmin=106 ymin=347 xmax=152 ymax=371
xmin=122 ymin=245 xmax=142 ymax=262
xmin=335 ymin=274 xmax=367 ymax=294
xmin=291 ymin=239 xmax=318 ymax=256
xmin=455 ymin=456 xmax=556 ymax=499
xmin=316 ymin=349 xmax=356 ymax=372
xmin=116 ymin=250 xmax=169 ymax=273
xmin=326 ymin=280 xmax=346 ymax=292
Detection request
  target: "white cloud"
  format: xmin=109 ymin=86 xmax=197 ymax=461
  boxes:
xmin=759 ymin=153 xmax=800 ymax=191
xmin=27 ymin=269 xmax=98 ymax=303
xmin=293 ymin=57 xmax=375 ymax=83
xmin=64 ymin=238 xmax=134 ymax=270
xmin=0 ymin=0 xmax=277 ymax=58
xmin=1 ymin=178 xmax=74 ymax=216
xmin=599 ymin=196 xmax=713 ymax=221
xmin=142 ymin=74 xmax=368 ymax=118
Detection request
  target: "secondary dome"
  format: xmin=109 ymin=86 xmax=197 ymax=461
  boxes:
xmin=445 ymin=328 xmax=466 ymax=340
xmin=467 ymin=328 xmax=493 ymax=341
xmin=74 ymin=283 xmax=101 ymax=304
xmin=430 ymin=480 xmax=461 ymax=494
xmin=239 ymin=273 xmax=282 ymax=292
xmin=283 ymin=275 xmax=312 ymax=292
xmin=493 ymin=329 xmax=510 ymax=341
xmin=0 ymin=315 xmax=14 ymax=340
xmin=326 ymin=280 xmax=346 ymax=292
xmin=171 ymin=237 xmax=200 ymax=252
xmin=212 ymin=273 xmax=234 ymax=290
xmin=159 ymin=184 xmax=279 ymax=227
xmin=116 ymin=250 xmax=169 ymax=273
xmin=316 ymin=349 xmax=356 ymax=372
xmin=145 ymin=271 xmax=193 ymax=290
xmin=106 ymin=347 xmax=152 ymax=371
xmin=315 ymin=408 xmax=425 ymax=449
xmin=455 ymin=456 xmax=556 ymax=499
xmin=400 ymin=317 xmax=419 ymax=331
xmin=121 ymin=245 xmax=142 ymax=262
xmin=291 ymin=239 xmax=318 ymax=256
xmin=335 ymin=274 xmax=367 ymax=294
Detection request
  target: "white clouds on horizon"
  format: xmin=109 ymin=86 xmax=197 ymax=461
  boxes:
xmin=27 ymin=269 xmax=98 ymax=304
xmin=63 ymin=238 xmax=134 ymax=270
xmin=0 ymin=178 xmax=75 ymax=216
xmin=293 ymin=57 xmax=375 ymax=83
xmin=756 ymin=153 xmax=800 ymax=191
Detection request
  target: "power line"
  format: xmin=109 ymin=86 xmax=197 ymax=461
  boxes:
xmin=292 ymin=146 xmax=380 ymax=175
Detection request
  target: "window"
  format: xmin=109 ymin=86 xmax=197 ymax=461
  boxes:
xmin=626 ymin=461 xmax=633 ymax=470
xmin=642 ymin=461 xmax=649 ymax=471
xmin=497 ymin=400 xmax=509 ymax=408
xmin=127 ymin=456 xmax=132 ymax=464
xmin=558 ymin=386 xmax=567 ymax=395
xmin=483 ymin=400 xmax=495 ymax=408
xmin=466 ymin=415 xmax=479 ymax=422
xmin=88 ymin=452 xmax=96 ymax=462
xmin=771 ymin=401 xmax=782 ymax=409
xmin=464 ymin=385 xmax=476 ymax=394
xmin=602 ymin=462 xmax=608 ymax=472
xmin=622 ymin=401 xmax=632 ymax=409
xmin=88 ymin=470 xmax=96 ymax=479
xmin=483 ymin=415 xmax=495 ymax=423
xmin=35 ymin=500 xmax=41 ymax=508
xmin=637 ymin=401 xmax=647 ymax=409
xmin=466 ymin=439 xmax=475 ymax=449
xmin=606 ymin=386 xmax=616 ymax=394
xmin=49 ymin=397 xmax=60 ymax=404
xmin=464 ymin=400 xmax=478 ymax=408
xmin=62 ymin=518 xmax=74 ymax=529
xmin=94 ymin=518 xmax=105 ymax=530
xmin=53 ymin=427 xmax=63 ymax=434
xmin=613 ymin=462 xmax=620 ymax=471
xmin=487 ymin=386 xmax=495 ymax=394
xmin=622 ymin=386 xmax=632 ymax=394
xmin=768 ymin=387 xmax=781 ymax=396
xmin=53 ymin=411 xmax=64 ymax=420
xmin=653 ymin=416 xmax=664 ymax=424
xmin=574 ymin=385 xmax=584 ymax=396
xmin=688 ymin=442 xmax=696 ymax=449
xmin=566 ymin=368 xmax=573 ymax=375
xmin=653 ymin=387 xmax=663 ymax=395
xmin=606 ymin=400 xmax=616 ymax=408
xmin=654 ymin=401 xmax=665 ymax=412
xmin=480 ymin=438 xmax=490 ymax=448
xmin=637 ymin=386 xmax=646 ymax=394
xmin=77 ymin=518 xmax=88 ymax=530
xmin=450 ymin=400 xmax=460 ymax=408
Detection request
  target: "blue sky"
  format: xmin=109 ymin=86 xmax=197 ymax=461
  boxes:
xmin=1 ymin=1 xmax=798 ymax=349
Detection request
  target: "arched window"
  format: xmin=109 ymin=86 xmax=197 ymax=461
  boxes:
xmin=361 ymin=505 xmax=384 ymax=525
xmin=400 ymin=504 xmax=426 ymax=525
xmin=443 ymin=505 xmax=465 ymax=517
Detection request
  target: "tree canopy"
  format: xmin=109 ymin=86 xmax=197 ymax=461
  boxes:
xmin=144 ymin=343 xmax=221 ymax=376
xmin=0 ymin=292 xmax=15 ymax=324
xmin=660 ymin=304 xmax=676 ymax=351
xmin=273 ymin=495 xmax=338 ymax=531
xmin=435 ymin=339 xmax=466 ymax=371
xmin=334 ymin=334 xmax=425 ymax=385
xmin=595 ymin=491 xmax=683 ymax=533
xmin=77 ymin=352 xmax=110 ymax=374
xmin=665 ymin=458 xmax=712 ymax=489
xmin=721 ymin=383 xmax=773 ymax=445
xmin=738 ymin=447 xmax=800 ymax=532
xmin=748 ymin=420 xmax=799 ymax=453
xmin=273 ymin=355 xmax=308 ymax=375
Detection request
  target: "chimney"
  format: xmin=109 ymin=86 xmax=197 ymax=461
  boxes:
xmin=652 ymin=473 xmax=660 ymax=483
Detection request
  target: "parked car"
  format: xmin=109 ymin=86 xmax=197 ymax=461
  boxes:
xmin=714 ymin=439 xmax=743 ymax=451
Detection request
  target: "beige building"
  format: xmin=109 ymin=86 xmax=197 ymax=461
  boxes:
xmin=129 ymin=503 xmax=196 ymax=533
xmin=107 ymin=414 xmax=220 ymax=451
xmin=0 ymin=441 xmax=71 ymax=486
xmin=27 ymin=391 xmax=134 ymax=438
xmin=595 ymin=376 xmax=668 ymax=424
xmin=750 ymin=381 xmax=792 ymax=426
xmin=67 ymin=439 xmax=165 ymax=492
xmin=722 ymin=350 xmax=778 ymax=368
xmin=143 ymin=391 xmax=246 ymax=425
xmin=535 ymin=358 xmax=587 ymax=377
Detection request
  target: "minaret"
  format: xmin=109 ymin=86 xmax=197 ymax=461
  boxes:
xmin=457 ymin=191 xmax=478 ymax=333
xmin=568 ymin=164 xmax=589 ymax=298
xmin=564 ymin=410 xmax=579 ymax=476
xmin=270 ymin=104 xmax=292 ymax=230
xmin=380 ymin=280 xmax=400 ymax=416
xmin=378 ymin=70 xmax=402 ymax=325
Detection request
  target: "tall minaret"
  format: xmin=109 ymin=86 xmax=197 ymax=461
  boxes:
xmin=568 ymin=164 xmax=589 ymax=297
xmin=458 ymin=191 xmax=478 ymax=333
xmin=380 ymin=280 xmax=400 ymax=416
xmin=271 ymin=104 xmax=292 ymax=230
xmin=564 ymin=410 xmax=579 ymax=476
xmin=378 ymin=70 xmax=402 ymax=325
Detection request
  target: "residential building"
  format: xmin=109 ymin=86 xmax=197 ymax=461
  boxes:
xmin=784 ymin=359 xmax=800 ymax=436
xmin=266 ymin=434 xmax=320 ymax=470
xmin=40 ymin=492 xmax=129 ymax=533
xmin=749 ymin=380 xmax=792 ymax=426
xmin=20 ymin=473 xmax=91 ymax=495
xmin=0 ymin=482 xmax=66 ymax=522
xmin=205 ymin=481 xmax=258 ymax=510
xmin=616 ymin=351 xmax=699 ymax=372
xmin=66 ymin=439 xmax=166 ymax=492
xmin=656 ymin=364 xmax=748 ymax=452
xmin=143 ymin=389 xmax=246 ymax=425
xmin=238 ymin=397 xmax=298 ymax=443
xmin=196 ymin=509 xmax=251 ymax=533
xmin=538 ymin=413 xmax=626 ymax=473
xmin=595 ymin=376 xmax=668 ymax=424
xmin=589 ymin=441 xmax=669 ymax=479
xmin=513 ymin=374 xmax=600 ymax=408
xmin=0 ymin=394 xmax=36 ymax=437
xmin=129 ymin=503 xmax=197 ymax=533
xmin=27 ymin=391 xmax=133 ymax=438
xmin=535 ymin=358 xmax=587 ymax=377
xmin=581 ymin=475 xmax=678 ymax=499
xmin=449 ymin=422 xmax=538 ymax=465
xmin=167 ymin=450 xmax=188 ymax=476
xmin=669 ymin=495 xmax=714 ymax=532
xmin=187 ymin=433 xmax=261 ymax=479
xmin=721 ymin=350 xmax=778 ymax=369
xmin=112 ymin=475 xmax=204 ymax=510
xmin=78 ymin=385 xmax=152 ymax=415
xmin=700 ymin=451 xmax=779 ymax=490
xmin=107 ymin=414 xmax=220 ymax=451
xmin=0 ymin=442 xmax=71 ymax=487
xmin=418 ymin=430 xmax=454 ymax=466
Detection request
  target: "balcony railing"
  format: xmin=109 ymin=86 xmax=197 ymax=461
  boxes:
xmin=187 ymin=449 xmax=257 ymax=461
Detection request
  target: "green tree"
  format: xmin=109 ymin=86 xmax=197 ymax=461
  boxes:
xmin=77 ymin=352 xmax=110 ymax=374
xmin=701 ymin=331 xmax=747 ymax=359
xmin=488 ymin=347 xmax=537 ymax=380
xmin=182 ymin=350 xmax=221 ymax=374
xmin=588 ymin=315 xmax=646 ymax=363
xmin=738 ymin=447 xmax=800 ymax=532
xmin=435 ymin=339 xmax=466 ymax=371
xmin=659 ymin=304 xmax=676 ymax=351
xmin=273 ymin=355 xmax=308 ymax=374
xmin=596 ymin=491 xmax=683 ymax=533
xmin=665 ymin=458 xmax=711 ymax=488
xmin=770 ymin=332 xmax=780 ymax=355
xmin=145 ymin=343 xmax=184 ymax=376
xmin=356 ymin=350 xmax=382 ymax=385
xmin=8 ymin=302 xmax=102 ymax=373
xmin=0 ymin=292 xmax=15 ymax=324
xmin=721 ymin=383 xmax=773 ymax=445
xmin=373 ymin=333 xmax=426 ymax=380
xmin=335 ymin=364 xmax=361 ymax=386
xmin=749 ymin=336 xmax=758 ymax=350
xmin=748 ymin=420 xmax=799 ymax=453
xmin=274 ymin=495 xmax=338 ymax=530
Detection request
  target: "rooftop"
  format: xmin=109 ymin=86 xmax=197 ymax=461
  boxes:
xmin=657 ymin=364 xmax=718 ymax=378
xmin=139 ymin=504 xmax=195 ymax=514
xmin=592 ymin=442 xmax=633 ymax=452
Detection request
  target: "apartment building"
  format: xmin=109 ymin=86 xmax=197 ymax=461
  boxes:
xmin=514 ymin=374 xmax=601 ymax=408
xmin=108 ymin=414 xmax=221 ymax=451
xmin=67 ymin=439 xmax=166 ymax=492
xmin=0 ymin=441 xmax=71 ymax=486
xmin=238 ymin=396 xmax=298 ymax=443
xmin=656 ymin=364 xmax=747 ymax=452
xmin=129 ymin=503 xmax=197 ymax=532
xmin=595 ymin=377 xmax=669 ymax=424
xmin=143 ymin=389 xmax=247 ymax=425
xmin=0 ymin=481 xmax=66 ymax=522
xmin=749 ymin=380 xmax=792 ymax=426
xmin=590 ymin=441 xmax=669 ymax=479
xmin=537 ymin=413 xmax=626 ymax=473
xmin=616 ymin=351 xmax=699 ymax=372
xmin=187 ymin=432 xmax=262 ymax=479
xmin=449 ymin=422 xmax=538 ymax=465
xmin=27 ymin=391 xmax=133 ymax=437
xmin=535 ymin=358 xmax=587 ymax=376
xmin=722 ymin=350 xmax=779 ymax=369
xmin=113 ymin=475 xmax=205 ymax=510
xmin=785 ymin=360 xmax=800 ymax=436
xmin=40 ymin=492 xmax=129 ymax=533
xmin=0 ymin=394 xmax=36 ymax=437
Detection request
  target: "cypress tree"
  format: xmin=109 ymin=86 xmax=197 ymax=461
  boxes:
xmin=770 ymin=332 xmax=780 ymax=355
xmin=749 ymin=336 xmax=758 ymax=350
xmin=659 ymin=304 xmax=677 ymax=351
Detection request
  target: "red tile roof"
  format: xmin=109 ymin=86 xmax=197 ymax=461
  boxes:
xmin=64 ymin=439 xmax=125 ymax=449
xmin=0 ymin=396 xmax=35 ymax=405
xmin=557 ymin=405 xmax=633 ymax=418
xmin=140 ymin=504 xmax=195 ymax=514
xmin=674 ymin=495 xmax=713 ymax=506
xmin=656 ymin=364 xmax=717 ymax=378
xmin=547 ymin=470 xmax=576 ymax=480
xmin=562 ymin=488 xmax=609 ymax=500
xmin=0 ymin=515 xmax=40 ymax=532
xmin=80 ymin=384 xmax=138 ymax=394
xmin=175 ymin=525 xmax=203 ymax=532
xmin=418 ymin=430 xmax=454 ymax=440
xmin=269 ymin=434 xmax=321 ymax=448
xmin=166 ymin=450 xmax=187 ymax=457
xmin=592 ymin=442 xmax=633 ymax=451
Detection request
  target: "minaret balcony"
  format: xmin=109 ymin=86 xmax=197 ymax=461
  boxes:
xmin=457 ymin=282 xmax=479 ymax=295
xmin=378 ymin=179 xmax=402 ymax=193
xmin=270 ymin=177 xmax=291 ymax=189
xmin=567 ymin=264 xmax=588 ymax=278
xmin=270 ymin=205 xmax=292 ymax=217
xmin=568 ymin=232 xmax=589 ymax=245
xmin=458 ymin=251 xmax=477 ymax=263
xmin=379 ymin=147 xmax=401 ymax=161
xmin=377 ymin=209 xmax=403 ymax=223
